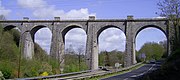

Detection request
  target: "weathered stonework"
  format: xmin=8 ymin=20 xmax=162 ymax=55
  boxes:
xmin=0 ymin=16 xmax=174 ymax=71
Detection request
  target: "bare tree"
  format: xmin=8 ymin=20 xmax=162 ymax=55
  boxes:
xmin=0 ymin=15 xmax=6 ymax=20
xmin=65 ymin=44 xmax=75 ymax=54
xmin=157 ymin=0 xmax=180 ymax=48
xmin=77 ymin=45 xmax=84 ymax=71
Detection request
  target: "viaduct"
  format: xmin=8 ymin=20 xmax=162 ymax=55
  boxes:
xmin=0 ymin=16 xmax=174 ymax=71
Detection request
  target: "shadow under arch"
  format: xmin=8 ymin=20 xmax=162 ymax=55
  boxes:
xmin=97 ymin=25 xmax=126 ymax=44
xmin=3 ymin=25 xmax=19 ymax=31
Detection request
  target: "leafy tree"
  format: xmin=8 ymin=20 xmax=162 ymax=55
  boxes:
xmin=157 ymin=0 xmax=180 ymax=49
xmin=99 ymin=50 xmax=124 ymax=67
xmin=159 ymin=40 xmax=168 ymax=58
xmin=64 ymin=45 xmax=87 ymax=73
xmin=137 ymin=42 xmax=165 ymax=61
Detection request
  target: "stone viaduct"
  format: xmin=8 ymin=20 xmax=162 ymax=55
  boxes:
xmin=0 ymin=16 xmax=174 ymax=71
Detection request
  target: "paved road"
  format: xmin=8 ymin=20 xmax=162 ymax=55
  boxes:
xmin=101 ymin=62 xmax=162 ymax=80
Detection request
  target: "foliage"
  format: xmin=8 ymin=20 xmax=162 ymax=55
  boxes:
xmin=0 ymin=61 xmax=13 ymax=79
xmin=99 ymin=50 xmax=124 ymax=67
xmin=0 ymin=26 xmax=60 ymax=78
xmin=64 ymin=53 xmax=88 ymax=73
xmin=137 ymin=42 xmax=165 ymax=62
xmin=139 ymin=48 xmax=180 ymax=80
xmin=40 ymin=72 xmax=48 ymax=76
xmin=0 ymin=25 xmax=89 ymax=79
xmin=157 ymin=0 xmax=180 ymax=50
xmin=138 ymin=1 xmax=180 ymax=79
xmin=157 ymin=0 xmax=180 ymax=18
xmin=34 ymin=43 xmax=48 ymax=61
xmin=0 ymin=71 xmax=5 ymax=80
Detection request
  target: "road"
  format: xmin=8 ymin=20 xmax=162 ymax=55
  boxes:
xmin=101 ymin=61 xmax=162 ymax=80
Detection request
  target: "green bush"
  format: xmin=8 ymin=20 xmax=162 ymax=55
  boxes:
xmin=0 ymin=61 xmax=13 ymax=79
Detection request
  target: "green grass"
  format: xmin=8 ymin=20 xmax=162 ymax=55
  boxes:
xmin=87 ymin=63 xmax=145 ymax=80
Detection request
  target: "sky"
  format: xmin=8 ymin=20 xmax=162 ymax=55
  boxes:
xmin=0 ymin=0 xmax=167 ymax=53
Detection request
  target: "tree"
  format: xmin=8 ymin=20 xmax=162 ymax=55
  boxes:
xmin=65 ymin=44 xmax=75 ymax=54
xmin=157 ymin=0 xmax=180 ymax=49
xmin=159 ymin=40 xmax=168 ymax=58
xmin=77 ymin=45 xmax=84 ymax=71
xmin=99 ymin=50 xmax=124 ymax=67
xmin=0 ymin=15 xmax=6 ymax=20
xmin=138 ymin=42 xmax=165 ymax=61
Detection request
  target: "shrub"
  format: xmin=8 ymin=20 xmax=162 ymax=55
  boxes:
xmin=0 ymin=62 xmax=13 ymax=79
xmin=40 ymin=72 xmax=48 ymax=76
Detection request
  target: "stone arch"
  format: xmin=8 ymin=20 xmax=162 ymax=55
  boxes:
xmin=134 ymin=25 xmax=168 ymax=61
xmin=30 ymin=25 xmax=52 ymax=42
xmin=135 ymin=25 xmax=167 ymax=39
xmin=61 ymin=24 xmax=86 ymax=42
xmin=97 ymin=25 xmax=126 ymax=44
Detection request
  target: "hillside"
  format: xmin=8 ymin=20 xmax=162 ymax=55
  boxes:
xmin=0 ymin=27 xmax=60 ymax=79
xmin=0 ymin=26 xmax=89 ymax=79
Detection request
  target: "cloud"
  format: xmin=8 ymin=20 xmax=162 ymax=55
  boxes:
xmin=17 ymin=0 xmax=95 ymax=53
xmin=0 ymin=4 xmax=11 ymax=16
xmin=17 ymin=0 xmax=47 ymax=9
xmin=17 ymin=0 xmax=95 ymax=19
xmin=65 ymin=28 xmax=87 ymax=52
xmin=99 ymin=28 xmax=126 ymax=52
xmin=35 ymin=28 xmax=52 ymax=53
xmin=16 ymin=0 xmax=126 ymax=53
xmin=34 ymin=27 xmax=126 ymax=54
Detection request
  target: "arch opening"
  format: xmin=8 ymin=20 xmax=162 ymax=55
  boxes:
xmin=98 ymin=27 xmax=126 ymax=68
xmin=30 ymin=25 xmax=47 ymax=42
xmin=97 ymin=25 xmax=124 ymax=41
xmin=135 ymin=27 xmax=167 ymax=63
xmin=62 ymin=25 xmax=82 ymax=43
xmin=34 ymin=27 xmax=52 ymax=54
xmin=64 ymin=27 xmax=87 ymax=73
